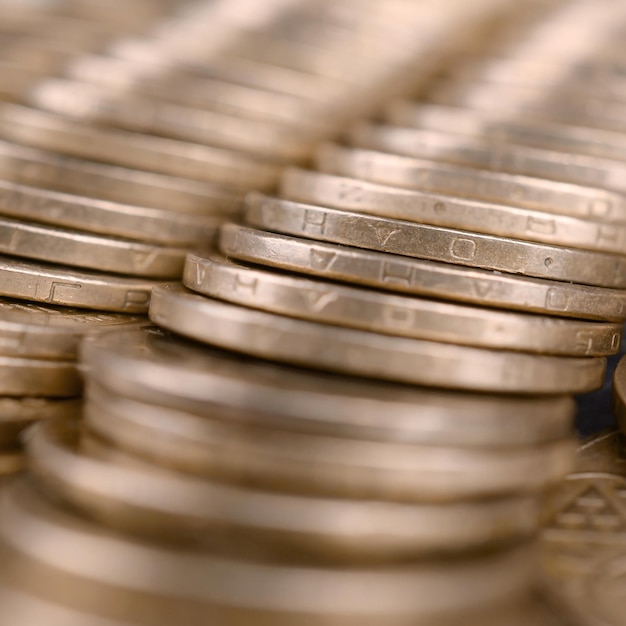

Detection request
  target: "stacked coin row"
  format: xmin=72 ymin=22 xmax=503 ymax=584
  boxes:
xmin=0 ymin=0 xmax=495 ymax=475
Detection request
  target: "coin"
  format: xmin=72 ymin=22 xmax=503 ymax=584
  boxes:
xmin=0 ymin=139 xmax=240 ymax=214
xmin=81 ymin=327 xmax=575 ymax=448
xmin=149 ymin=283 xmax=607 ymax=394
xmin=0 ymin=299 xmax=144 ymax=360
xmin=0 ymin=179 xmax=221 ymax=245
xmin=0 ymin=256 xmax=156 ymax=312
xmin=29 ymin=416 xmax=541 ymax=558
xmin=0 ymin=216 xmax=186 ymax=278
xmin=0 ymin=356 xmax=80 ymax=397
xmin=351 ymin=123 xmax=626 ymax=196
xmin=29 ymin=80 xmax=316 ymax=162
xmin=0 ymin=479 xmax=536 ymax=624
xmin=0 ymin=104 xmax=281 ymax=190
xmin=245 ymin=193 xmax=626 ymax=288
xmin=85 ymin=381 xmax=575 ymax=500
xmin=612 ymin=355 xmax=626 ymax=433
xmin=316 ymin=143 xmax=626 ymax=224
xmin=0 ymin=397 xmax=80 ymax=447
xmin=184 ymin=251 xmax=622 ymax=356
xmin=220 ymin=224 xmax=626 ymax=322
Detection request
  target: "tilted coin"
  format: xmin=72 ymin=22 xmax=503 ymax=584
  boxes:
xmin=0 ymin=356 xmax=80 ymax=397
xmin=0 ymin=256 xmax=156 ymax=312
xmin=612 ymin=354 xmax=626 ymax=433
xmin=245 ymin=193 xmax=626 ymax=288
xmin=149 ymin=283 xmax=606 ymax=394
xmin=29 ymin=416 xmax=541 ymax=558
xmin=81 ymin=327 xmax=575 ymax=448
xmin=351 ymin=123 xmax=626 ymax=196
xmin=280 ymin=167 xmax=626 ymax=254
xmin=0 ymin=179 xmax=220 ymax=246
xmin=220 ymin=223 xmax=626 ymax=321
xmin=29 ymin=80 xmax=316 ymax=162
xmin=0 ymin=397 xmax=80 ymax=447
xmin=0 ymin=139 xmax=239 ymax=214
xmin=0 ymin=216 xmax=185 ymax=278
xmin=184 ymin=251 xmax=622 ymax=356
xmin=0 ymin=299 xmax=144 ymax=360
xmin=387 ymin=102 xmax=626 ymax=163
xmin=0 ymin=479 xmax=536 ymax=624
xmin=85 ymin=383 xmax=575 ymax=500
xmin=0 ymin=104 xmax=280 ymax=190
xmin=316 ymin=143 xmax=626 ymax=224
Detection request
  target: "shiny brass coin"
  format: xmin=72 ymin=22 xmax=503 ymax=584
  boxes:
xmin=612 ymin=356 xmax=626 ymax=433
xmin=0 ymin=299 xmax=143 ymax=360
xmin=0 ymin=397 xmax=80 ymax=447
xmin=387 ymin=102 xmax=626 ymax=164
xmin=149 ymin=283 xmax=606 ymax=394
xmin=220 ymin=223 xmax=626 ymax=321
xmin=85 ymin=383 xmax=575 ymax=500
xmin=245 ymin=193 xmax=626 ymax=289
xmin=0 ymin=356 xmax=80 ymax=397
xmin=0 ymin=139 xmax=239 ymax=214
xmin=352 ymin=123 xmax=626 ymax=196
xmin=0 ymin=104 xmax=280 ymax=190
xmin=0 ymin=179 xmax=220 ymax=246
xmin=316 ymin=143 xmax=626 ymax=224
xmin=184 ymin=251 xmax=622 ymax=356
xmin=0 ymin=256 xmax=155 ymax=312
xmin=0 ymin=479 xmax=536 ymax=624
xmin=29 ymin=416 xmax=541 ymax=557
xmin=81 ymin=327 xmax=575 ymax=448
xmin=281 ymin=167 xmax=626 ymax=254
xmin=29 ymin=80 xmax=315 ymax=163
xmin=0 ymin=215 xmax=185 ymax=278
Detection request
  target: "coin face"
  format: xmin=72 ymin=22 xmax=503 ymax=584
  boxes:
xmin=220 ymin=223 xmax=626 ymax=321
xmin=245 ymin=192 xmax=626 ymax=288
xmin=184 ymin=251 xmax=622 ymax=356
xmin=80 ymin=327 xmax=575 ymax=448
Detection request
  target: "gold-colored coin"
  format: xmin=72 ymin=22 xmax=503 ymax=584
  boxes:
xmin=317 ymin=143 xmax=626 ymax=224
xmin=245 ymin=193 xmax=626 ymax=288
xmin=0 ymin=356 xmax=80 ymax=397
xmin=220 ymin=222 xmax=626 ymax=321
xmin=0 ymin=479 xmax=536 ymax=624
xmin=81 ymin=328 xmax=575 ymax=449
xmin=29 ymin=415 xmax=541 ymax=558
xmin=149 ymin=283 xmax=607 ymax=394
xmin=0 ymin=179 xmax=220 ymax=246
xmin=184 ymin=251 xmax=622 ymax=356
xmin=612 ymin=355 xmax=626 ymax=433
xmin=0 ymin=104 xmax=280 ymax=190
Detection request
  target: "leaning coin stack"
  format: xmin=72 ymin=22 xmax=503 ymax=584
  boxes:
xmin=0 ymin=0 xmax=509 ymax=477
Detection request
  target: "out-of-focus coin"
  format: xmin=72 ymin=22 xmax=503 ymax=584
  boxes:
xmin=245 ymin=194 xmax=626 ymax=288
xmin=85 ymin=383 xmax=575 ymax=500
xmin=0 ymin=140 xmax=239 ymax=214
xmin=29 ymin=80 xmax=316 ymax=162
xmin=0 ymin=104 xmax=280 ymax=190
xmin=0 ymin=256 xmax=156 ymax=312
xmin=29 ymin=416 xmax=541 ymax=557
xmin=0 ymin=299 xmax=144 ymax=360
xmin=149 ymin=283 xmax=606 ymax=394
xmin=316 ymin=143 xmax=626 ymax=224
xmin=352 ymin=123 xmax=626 ymax=196
xmin=0 ymin=356 xmax=80 ymax=397
xmin=0 ymin=397 xmax=80 ymax=447
xmin=0 ymin=179 xmax=220 ymax=245
xmin=184 ymin=251 xmax=622 ymax=356
xmin=81 ymin=327 xmax=575 ymax=448
xmin=612 ymin=355 xmax=626 ymax=433
xmin=0 ymin=479 xmax=536 ymax=624
xmin=280 ymin=167 xmax=626 ymax=254
xmin=0 ymin=450 xmax=25 ymax=475
xmin=220 ymin=223 xmax=626 ymax=321
xmin=0 ymin=216 xmax=185 ymax=278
